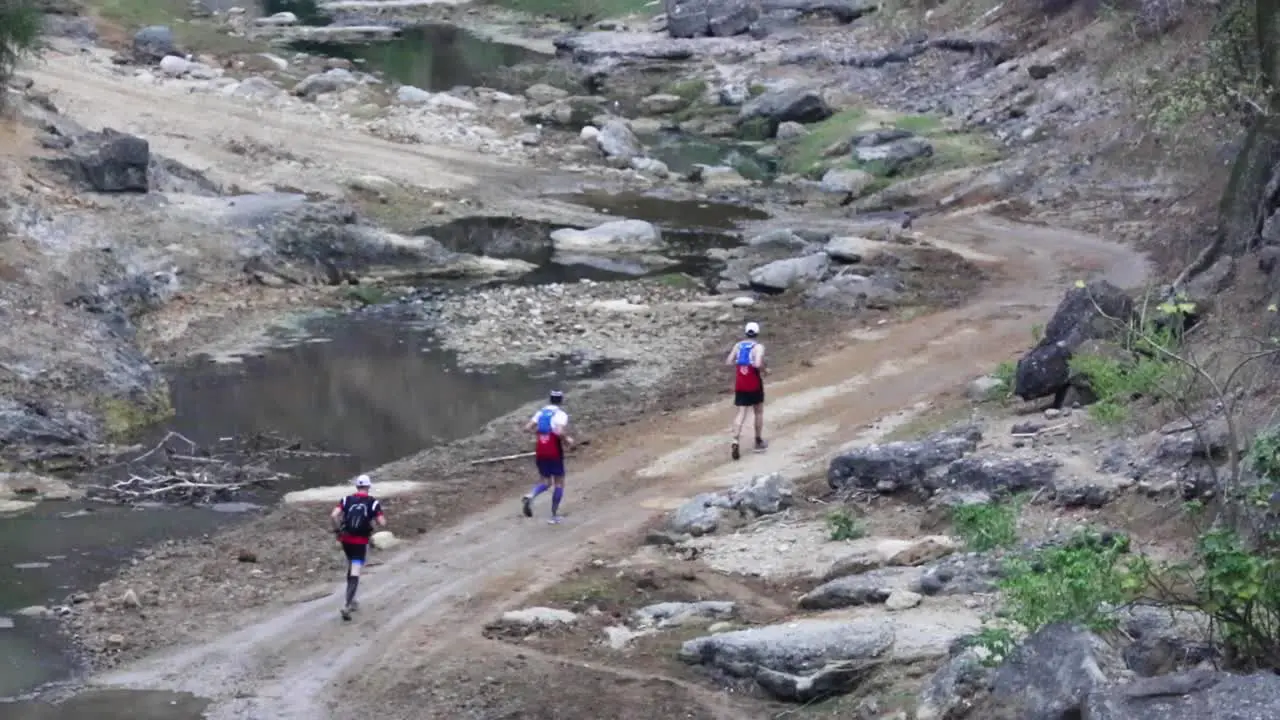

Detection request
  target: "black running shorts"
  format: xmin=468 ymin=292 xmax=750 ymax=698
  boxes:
xmin=734 ymin=389 xmax=764 ymax=407
xmin=341 ymin=542 xmax=368 ymax=564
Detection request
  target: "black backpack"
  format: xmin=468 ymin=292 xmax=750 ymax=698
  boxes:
xmin=340 ymin=495 xmax=377 ymax=537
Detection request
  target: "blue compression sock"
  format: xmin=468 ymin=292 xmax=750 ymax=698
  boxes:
xmin=551 ymin=487 xmax=564 ymax=516
xmin=530 ymin=483 xmax=548 ymax=498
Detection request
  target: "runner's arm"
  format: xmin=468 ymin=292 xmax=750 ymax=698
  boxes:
xmin=330 ymin=503 xmax=343 ymax=533
xmin=724 ymin=346 xmax=737 ymax=365
xmin=373 ymin=502 xmax=387 ymax=528
xmin=754 ymin=344 xmax=767 ymax=375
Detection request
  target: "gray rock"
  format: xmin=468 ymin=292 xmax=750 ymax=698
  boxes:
xmin=756 ymin=660 xmax=880 ymax=703
xmin=679 ymin=619 xmax=894 ymax=671
xmin=1155 ymin=416 xmax=1232 ymax=465
xmin=728 ymin=472 xmax=794 ymax=516
xmin=1116 ymin=605 xmax=1214 ymax=677
xmin=597 ymin=119 xmax=643 ymax=162
xmin=749 ymin=253 xmax=830 ymax=291
xmin=550 ymin=220 xmax=661 ymax=255
xmin=748 ymin=228 xmax=811 ymax=250
xmin=639 ymin=92 xmax=687 ymax=114
xmin=630 ymin=156 xmax=670 ymax=177
xmin=776 ymin=120 xmax=809 ymax=140
xmin=1082 ymin=670 xmax=1280 ymax=720
xmin=525 ymin=83 xmax=568 ymax=104
xmin=989 ymin=623 xmax=1115 ymax=720
xmin=803 ymin=273 xmax=902 ymax=312
xmin=293 ymin=68 xmax=358 ymax=98
xmin=52 ymin=128 xmax=150 ymax=193
xmin=917 ymin=648 xmax=991 ymax=720
xmin=761 ymin=0 xmax=874 ymax=23
xmin=931 ymin=454 xmax=1061 ymax=496
xmin=635 ymin=600 xmax=735 ymax=628
xmin=885 ymin=589 xmax=922 ymax=610
xmin=819 ymin=168 xmax=876 ymax=195
xmin=669 ymin=492 xmax=725 ymax=535
xmin=823 ymin=235 xmax=883 ymax=263
xmin=854 ymin=137 xmax=934 ymax=175
xmin=1016 ymin=281 xmax=1133 ymax=401
xmin=664 ymin=0 xmax=711 ymax=37
xmin=828 ymin=425 xmax=982 ymax=493
xmin=912 ymin=552 xmax=1003 ymax=596
xmin=132 ymin=25 xmax=176 ymax=63
xmin=738 ymin=86 xmax=833 ymax=137
xmin=688 ymin=163 xmax=752 ymax=189
xmin=708 ymin=0 xmax=759 ymax=36
xmin=799 ymin=569 xmax=903 ymax=610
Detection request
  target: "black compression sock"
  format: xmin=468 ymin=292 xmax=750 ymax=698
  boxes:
xmin=345 ymin=576 xmax=359 ymax=605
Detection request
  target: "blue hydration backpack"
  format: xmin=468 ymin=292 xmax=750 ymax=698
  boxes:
xmin=536 ymin=408 xmax=556 ymax=434
xmin=736 ymin=341 xmax=756 ymax=367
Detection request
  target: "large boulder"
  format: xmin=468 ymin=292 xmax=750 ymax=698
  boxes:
xmin=668 ymin=492 xmax=728 ymax=535
xmin=749 ymin=253 xmax=830 ymax=292
xmin=930 ymin=453 xmax=1061 ymax=496
xmin=679 ymin=618 xmax=893 ymax=702
xmin=798 ymin=568 xmax=908 ymax=610
xmin=664 ymin=0 xmax=759 ymax=37
xmin=292 ymin=68 xmax=358 ymax=98
xmin=1015 ymin=281 xmax=1133 ymax=401
xmin=727 ymin=472 xmax=794 ymax=516
xmin=986 ymin=623 xmax=1117 ymax=720
xmin=738 ymin=86 xmax=833 ymax=137
xmin=853 ymin=136 xmax=934 ymax=175
xmin=828 ymin=425 xmax=982 ymax=493
xmin=52 ymin=129 xmax=150 ymax=192
xmin=1082 ymin=670 xmax=1280 ymax=720
xmin=550 ymin=220 xmax=663 ymax=255
xmin=803 ymin=273 xmax=902 ymax=312
xmin=596 ymin=119 xmax=643 ymax=164
xmin=132 ymin=25 xmax=176 ymax=63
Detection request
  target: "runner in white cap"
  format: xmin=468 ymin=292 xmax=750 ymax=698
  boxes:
xmin=329 ymin=473 xmax=386 ymax=620
xmin=725 ymin=322 xmax=768 ymax=460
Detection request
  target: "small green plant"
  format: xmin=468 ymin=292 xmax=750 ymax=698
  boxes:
xmin=345 ymin=285 xmax=391 ymax=307
xmin=964 ymin=626 xmax=1019 ymax=667
xmin=826 ymin=509 xmax=866 ymax=542
xmin=663 ymin=78 xmax=707 ymax=104
xmin=1069 ymin=352 xmax=1176 ymax=425
xmin=951 ymin=500 xmax=1020 ymax=551
xmin=0 ymin=0 xmax=41 ymax=93
xmin=990 ymin=360 xmax=1017 ymax=400
xmin=1031 ymin=323 xmax=1045 ymax=343
xmin=997 ymin=531 xmax=1141 ymax=633
xmin=1246 ymin=425 xmax=1280 ymax=483
xmin=1193 ymin=527 xmax=1280 ymax=667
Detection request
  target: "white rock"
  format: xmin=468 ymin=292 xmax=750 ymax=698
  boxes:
xmin=257 ymin=53 xmax=289 ymax=71
xmin=824 ymin=235 xmax=885 ymax=263
xmin=580 ymin=125 xmax=601 ymax=143
xmin=731 ymin=296 xmax=756 ymax=307
xmin=158 ymin=55 xmax=190 ymax=77
xmin=0 ymin=617 xmax=13 ymax=630
xmin=256 ymin=11 xmax=298 ymax=25
xmin=550 ymin=220 xmax=662 ymax=255
xmin=15 ymin=605 xmax=52 ymax=618
xmin=429 ymin=94 xmax=479 ymax=112
xmin=499 ymin=607 xmax=577 ymax=628
xmin=371 ymin=530 xmax=399 ymax=549
xmin=885 ymin=589 xmax=923 ymax=611
xmin=395 ymin=85 xmax=433 ymax=106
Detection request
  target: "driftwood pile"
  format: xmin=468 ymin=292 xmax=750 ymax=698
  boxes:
xmin=88 ymin=431 xmax=347 ymax=505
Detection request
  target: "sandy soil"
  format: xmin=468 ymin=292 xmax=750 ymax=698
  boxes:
xmin=57 ymin=209 xmax=1150 ymax=719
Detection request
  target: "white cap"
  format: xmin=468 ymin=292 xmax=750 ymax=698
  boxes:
xmin=355 ymin=474 xmax=372 ymax=488
xmin=744 ymin=322 xmax=760 ymax=337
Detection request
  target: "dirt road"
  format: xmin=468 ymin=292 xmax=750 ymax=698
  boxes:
xmin=77 ymin=212 xmax=1148 ymax=719
xmin=22 ymin=48 xmax=534 ymax=197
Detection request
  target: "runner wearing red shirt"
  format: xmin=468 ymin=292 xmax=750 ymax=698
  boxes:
xmin=727 ymin=322 xmax=768 ymax=460
xmin=329 ymin=474 xmax=386 ymax=621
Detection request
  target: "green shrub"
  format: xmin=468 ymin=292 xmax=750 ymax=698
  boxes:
xmin=997 ymin=531 xmax=1140 ymax=633
xmin=951 ymin=500 xmax=1020 ymax=551
xmin=826 ymin=509 xmax=866 ymax=542
xmin=1069 ymin=352 xmax=1176 ymax=425
xmin=0 ymin=0 xmax=41 ymax=93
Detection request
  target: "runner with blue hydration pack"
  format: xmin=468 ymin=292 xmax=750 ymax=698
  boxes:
xmin=726 ymin=321 xmax=768 ymax=461
xmin=521 ymin=390 xmax=575 ymax=524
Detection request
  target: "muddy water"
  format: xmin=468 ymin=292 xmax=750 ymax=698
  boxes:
xmin=552 ymin=190 xmax=769 ymax=231
xmin=290 ymin=22 xmax=547 ymax=92
xmin=0 ymin=311 xmax=607 ymax=699
xmin=3 ymin=689 xmax=209 ymax=719
xmin=420 ymin=214 xmax=740 ymax=285
xmin=640 ymin=132 xmax=779 ymax=182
